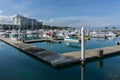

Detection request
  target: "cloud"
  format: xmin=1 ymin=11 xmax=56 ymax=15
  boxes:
xmin=44 ymin=15 xmax=120 ymax=28
xmin=44 ymin=16 xmax=107 ymax=27
xmin=49 ymin=19 xmax=54 ymax=22
xmin=0 ymin=13 xmax=120 ymax=29
xmin=0 ymin=10 xmax=3 ymax=14
xmin=0 ymin=15 xmax=13 ymax=24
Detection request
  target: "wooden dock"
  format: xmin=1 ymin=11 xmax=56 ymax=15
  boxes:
xmin=0 ymin=36 xmax=120 ymax=67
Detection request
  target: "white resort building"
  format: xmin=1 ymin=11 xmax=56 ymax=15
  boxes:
xmin=0 ymin=14 xmax=42 ymax=30
xmin=13 ymin=14 xmax=42 ymax=30
xmin=13 ymin=14 xmax=37 ymax=25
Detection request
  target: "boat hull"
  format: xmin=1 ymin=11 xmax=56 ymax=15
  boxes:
xmin=64 ymin=38 xmax=80 ymax=43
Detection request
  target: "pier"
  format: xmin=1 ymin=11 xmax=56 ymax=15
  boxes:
xmin=0 ymin=36 xmax=120 ymax=67
xmin=62 ymin=46 xmax=120 ymax=61
xmin=0 ymin=36 xmax=75 ymax=67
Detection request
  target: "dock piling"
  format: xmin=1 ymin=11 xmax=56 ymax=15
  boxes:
xmin=96 ymin=49 xmax=103 ymax=58
xmin=81 ymin=27 xmax=85 ymax=63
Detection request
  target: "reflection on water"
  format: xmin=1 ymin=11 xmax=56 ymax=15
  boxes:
xmin=80 ymin=59 xmax=104 ymax=80
xmin=45 ymin=41 xmax=81 ymax=49
xmin=65 ymin=42 xmax=81 ymax=48
xmin=107 ymin=36 xmax=116 ymax=40
xmin=1 ymin=38 xmax=120 ymax=80
xmin=97 ymin=59 xmax=104 ymax=68
xmin=0 ymin=41 xmax=8 ymax=50
xmin=31 ymin=36 xmax=120 ymax=53
xmin=81 ymin=64 xmax=86 ymax=80
xmin=45 ymin=41 xmax=61 ymax=45
xmin=92 ymin=37 xmax=115 ymax=42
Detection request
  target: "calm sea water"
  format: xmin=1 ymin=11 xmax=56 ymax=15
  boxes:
xmin=0 ymin=37 xmax=120 ymax=80
xmin=31 ymin=37 xmax=120 ymax=53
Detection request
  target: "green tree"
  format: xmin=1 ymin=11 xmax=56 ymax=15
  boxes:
xmin=112 ymin=26 xmax=116 ymax=30
xmin=105 ymin=26 xmax=109 ymax=29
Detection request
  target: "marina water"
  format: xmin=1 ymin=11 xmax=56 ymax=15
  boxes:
xmin=0 ymin=37 xmax=120 ymax=80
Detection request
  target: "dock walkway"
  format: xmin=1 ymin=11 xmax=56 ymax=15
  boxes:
xmin=0 ymin=36 xmax=75 ymax=67
xmin=62 ymin=46 xmax=120 ymax=60
xmin=0 ymin=36 xmax=120 ymax=67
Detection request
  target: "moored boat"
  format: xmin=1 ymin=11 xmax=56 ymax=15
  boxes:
xmin=64 ymin=37 xmax=80 ymax=43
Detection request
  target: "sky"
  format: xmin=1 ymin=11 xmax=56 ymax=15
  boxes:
xmin=0 ymin=0 xmax=120 ymax=28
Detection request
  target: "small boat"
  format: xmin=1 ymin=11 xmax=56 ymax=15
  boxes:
xmin=64 ymin=37 xmax=80 ymax=43
xmin=64 ymin=34 xmax=80 ymax=43
xmin=0 ymin=31 xmax=6 ymax=36
xmin=43 ymin=31 xmax=52 ymax=38
xmin=77 ymin=36 xmax=90 ymax=40
xmin=106 ymin=31 xmax=117 ymax=37
xmin=90 ymin=30 xmax=107 ymax=38
xmin=9 ymin=32 xmax=19 ymax=41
